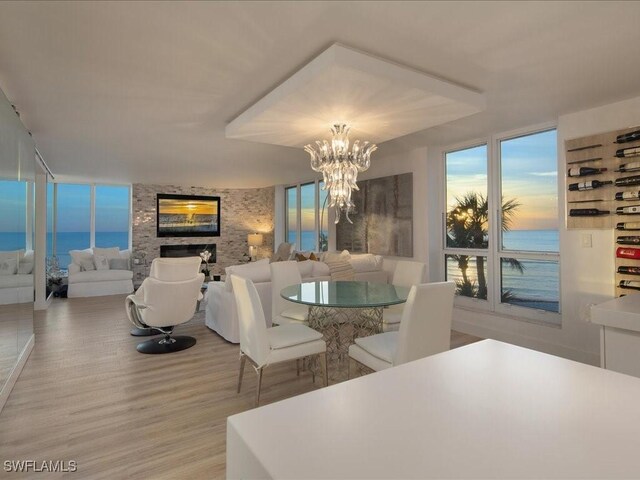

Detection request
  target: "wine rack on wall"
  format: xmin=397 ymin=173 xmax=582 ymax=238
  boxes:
xmin=565 ymin=126 xmax=640 ymax=297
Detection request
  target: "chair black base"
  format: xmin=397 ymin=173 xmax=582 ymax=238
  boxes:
xmin=130 ymin=327 xmax=161 ymax=337
xmin=136 ymin=336 xmax=197 ymax=354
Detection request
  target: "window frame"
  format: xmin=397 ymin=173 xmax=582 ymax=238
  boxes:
xmin=49 ymin=182 xmax=132 ymax=268
xmin=284 ymin=179 xmax=327 ymax=252
xmin=442 ymin=122 xmax=561 ymax=326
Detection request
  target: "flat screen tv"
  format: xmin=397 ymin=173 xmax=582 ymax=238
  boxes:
xmin=156 ymin=194 xmax=221 ymax=237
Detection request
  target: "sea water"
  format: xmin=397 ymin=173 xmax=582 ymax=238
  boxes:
xmin=2 ymin=229 xmax=559 ymax=311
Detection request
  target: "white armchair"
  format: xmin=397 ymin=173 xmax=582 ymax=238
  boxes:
xmin=125 ymin=257 xmax=204 ymax=354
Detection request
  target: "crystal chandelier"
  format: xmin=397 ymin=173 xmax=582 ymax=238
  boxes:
xmin=304 ymin=124 xmax=377 ymax=224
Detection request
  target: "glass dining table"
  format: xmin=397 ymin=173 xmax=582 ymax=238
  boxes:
xmin=281 ymin=280 xmax=411 ymax=382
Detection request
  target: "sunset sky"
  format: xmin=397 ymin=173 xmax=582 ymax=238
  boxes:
xmin=446 ymin=129 xmax=558 ymax=231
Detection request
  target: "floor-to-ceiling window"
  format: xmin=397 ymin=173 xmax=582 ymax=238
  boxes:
xmin=49 ymin=183 xmax=131 ymax=269
xmin=285 ymin=186 xmax=298 ymax=246
xmin=443 ymin=126 xmax=559 ymax=325
xmin=285 ymin=180 xmax=328 ymax=252
xmin=55 ymin=184 xmax=90 ymax=268
xmin=95 ymin=185 xmax=130 ymax=249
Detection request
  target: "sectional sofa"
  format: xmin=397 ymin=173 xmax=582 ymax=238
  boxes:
xmin=205 ymin=253 xmax=389 ymax=343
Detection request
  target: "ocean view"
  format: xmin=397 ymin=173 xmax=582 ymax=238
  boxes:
xmin=446 ymin=230 xmax=559 ymax=312
xmin=1 ymin=229 xmax=559 ymax=311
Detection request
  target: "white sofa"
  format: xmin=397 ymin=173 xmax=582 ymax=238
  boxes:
xmin=67 ymin=247 xmax=134 ymax=298
xmin=0 ymin=250 xmax=34 ymax=305
xmin=205 ymin=254 xmax=388 ymax=343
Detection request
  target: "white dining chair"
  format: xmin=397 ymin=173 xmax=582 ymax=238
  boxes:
xmin=348 ymin=281 xmax=455 ymax=375
xmin=231 ymin=275 xmax=327 ymax=406
xmin=382 ymin=260 xmax=426 ymax=332
xmin=271 ymin=261 xmax=309 ymax=326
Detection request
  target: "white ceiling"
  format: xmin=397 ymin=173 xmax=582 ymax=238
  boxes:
xmin=0 ymin=1 xmax=639 ymax=188
xmin=225 ymin=44 xmax=485 ymax=147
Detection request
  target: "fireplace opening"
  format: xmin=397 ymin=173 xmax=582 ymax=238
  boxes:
xmin=160 ymin=244 xmax=216 ymax=264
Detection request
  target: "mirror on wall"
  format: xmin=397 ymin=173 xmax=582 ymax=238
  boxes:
xmin=0 ymin=89 xmax=35 ymax=401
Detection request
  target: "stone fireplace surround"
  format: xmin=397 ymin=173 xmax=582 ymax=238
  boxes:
xmin=132 ymin=183 xmax=274 ymax=278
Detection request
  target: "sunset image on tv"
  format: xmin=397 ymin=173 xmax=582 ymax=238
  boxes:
xmin=157 ymin=196 xmax=220 ymax=236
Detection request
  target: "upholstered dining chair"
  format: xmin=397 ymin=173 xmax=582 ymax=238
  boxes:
xmin=125 ymin=257 xmax=204 ymax=354
xmin=348 ymin=281 xmax=455 ymax=375
xmin=231 ymin=275 xmax=327 ymax=406
xmin=271 ymin=261 xmax=309 ymax=326
xmin=382 ymin=260 xmax=426 ymax=332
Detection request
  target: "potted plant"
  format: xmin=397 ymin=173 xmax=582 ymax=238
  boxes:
xmin=200 ymin=249 xmax=212 ymax=281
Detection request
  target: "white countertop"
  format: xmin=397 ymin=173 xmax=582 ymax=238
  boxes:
xmin=591 ymin=292 xmax=640 ymax=332
xmin=227 ymin=339 xmax=640 ymax=479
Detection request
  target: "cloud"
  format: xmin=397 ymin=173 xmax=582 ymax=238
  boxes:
xmin=529 ymin=171 xmax=557 ymax=177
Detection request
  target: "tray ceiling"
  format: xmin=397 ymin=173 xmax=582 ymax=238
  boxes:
xmin=226 ymin=44 xmax=486 ymax=147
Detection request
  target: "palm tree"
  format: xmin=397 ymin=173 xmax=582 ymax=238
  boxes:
xmin=446 ymin=192 xmax=523 ymax=299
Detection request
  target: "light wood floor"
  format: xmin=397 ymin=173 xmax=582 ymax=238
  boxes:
xmin=0 ymin=295 xmax=481 ymax=479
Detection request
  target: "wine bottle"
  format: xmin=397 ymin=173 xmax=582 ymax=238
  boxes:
xmin=617 ymin=236 xmax=640 ymax=245
xmin=615 ymin=191 xmax=640 ymax=201
xmin=616 ymin=205 xmax=640 ymax=215
xmin=617 ymin=222 xmax=640 ymax=230
xmin=616 ymin=162 xmax=640 ymax=173
xmin=616 ymin=247 xmax=640 ymax=259
xmin=569 ymin=208 xmax=609 ymax=216
xmin=568 ymin=180 xmax=612 ymax=191
xmin=616 ymin=130 xmax=640 ymax=144
xmin=615 ymin=147 xmax=640 ymax=158
xmin=617 ymin=266 xmax=640 ymax=275
xmin=567 ymin=167 xmax=607 ymax=177
xmin=614 ymin=175 xmax=640 ymax=187
xmin=619 ymin=280 xmax=640 ymax=291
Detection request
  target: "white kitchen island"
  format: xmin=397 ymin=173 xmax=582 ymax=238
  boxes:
xmin=227 ymin=339 xmax=640 ymax=479
xmin=591 ymin=293 xmax=640 ymax=378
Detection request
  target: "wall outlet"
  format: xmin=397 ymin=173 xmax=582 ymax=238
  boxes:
xmin=581 ymin=233 xmax=592 ymax=248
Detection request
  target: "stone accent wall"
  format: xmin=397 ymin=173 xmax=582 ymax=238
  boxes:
xmin=132 ymin=183 xmax=274 ymax=277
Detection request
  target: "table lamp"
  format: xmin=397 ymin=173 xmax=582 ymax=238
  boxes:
xmin=248 ymin=233 xmax=263 ymax=261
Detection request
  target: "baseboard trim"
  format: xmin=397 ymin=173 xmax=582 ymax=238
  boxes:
xmin=452 ymin=318 xmax=600 ymax=366
xmin=0 ymin=334 xmax=35 ymax=414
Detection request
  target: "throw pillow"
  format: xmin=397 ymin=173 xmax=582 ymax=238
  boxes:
xmin=271 ymin=242 xmax=294 ymax=263
xmin=17 ymin=261 xmax=34 ymax=275
xmin=321 ymin=250 xmax=350 ymax=263
xmin=294 ymin=252 xmax=319 ymax=262
xmin=0 ymin=258 xmax=17 ymax=275
xmin=109 ymin=258 xmax=130 ymax=270
xmin=325 ymin=259 xmax=355 ymax=281
xmin=18 ymin=250 xmax=35 ymax=274
xmin=80 ymin=258 xmax=96 ymax=271
xmin=94 ymin=254 xmax=110 ymax=270
xmin=70 ymin=249 xmax=93 ymax=266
